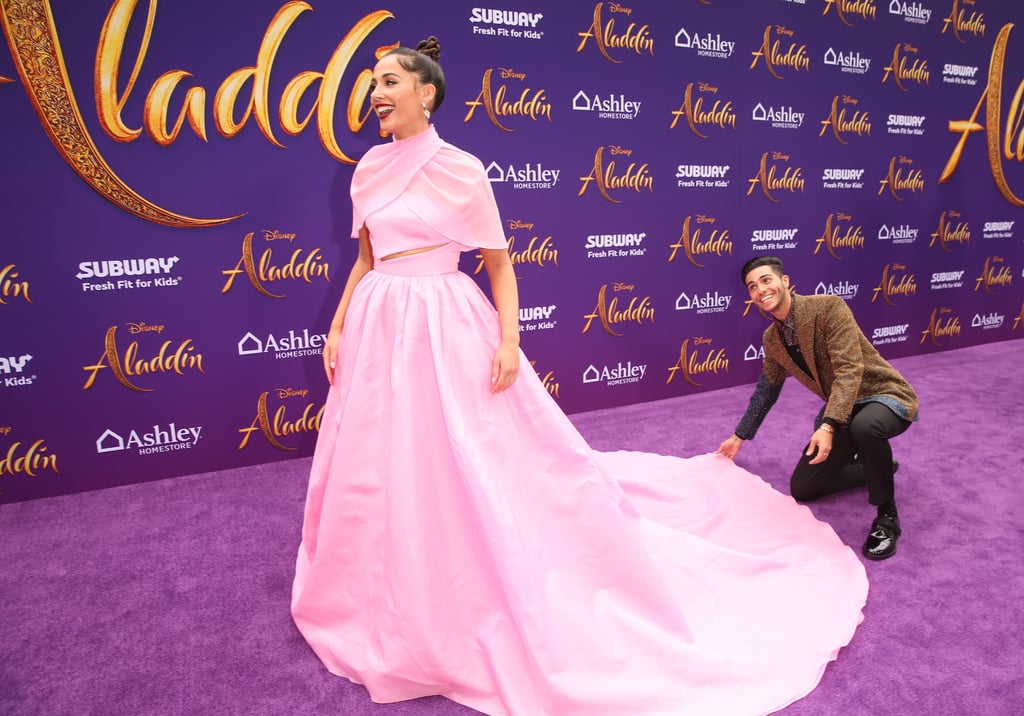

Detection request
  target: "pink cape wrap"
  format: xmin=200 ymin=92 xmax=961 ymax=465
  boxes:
xmin=350 ymin=126 xmax=507 ymax=251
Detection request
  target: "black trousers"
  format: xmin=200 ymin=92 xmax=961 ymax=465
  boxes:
xmin=790 ymin=402 xmax=911 ymax=506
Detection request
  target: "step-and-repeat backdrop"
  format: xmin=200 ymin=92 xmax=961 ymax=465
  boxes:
xmin=3 ymin=0 xmax=1023 ymax=503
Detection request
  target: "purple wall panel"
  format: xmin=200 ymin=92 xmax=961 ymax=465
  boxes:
xmin=2 ymin=0 xmax=1022 ymax=502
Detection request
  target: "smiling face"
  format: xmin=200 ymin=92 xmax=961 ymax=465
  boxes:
xmin=745 ymin=265 xmax=792 ymax=320
xmin=369 ymin=54 xmax=435 ymax=140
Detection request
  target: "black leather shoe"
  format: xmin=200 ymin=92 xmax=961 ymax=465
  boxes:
xmin=863 ymin=514 xmax=901 ymax=560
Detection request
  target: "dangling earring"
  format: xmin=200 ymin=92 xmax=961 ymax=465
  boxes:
xmin=422 ymin=103 xmax=431 ymax=120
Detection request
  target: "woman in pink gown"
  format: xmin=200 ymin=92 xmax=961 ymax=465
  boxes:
xmin=291 ymin=37 xmax=869 ymax=716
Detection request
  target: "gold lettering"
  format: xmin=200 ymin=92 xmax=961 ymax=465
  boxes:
xmin=815 ymin=214 xmax=865 ymax=258
xmin=578 ymin=146 xmax=653 ymax=202
xmin=237 ymin=392 xmax=323 ymax=450
xmin=938 ymin=25 xmax=1024 ymax=203
xmin=882 ymin=43 xmax=930 ymax=91
xmin=871 ymin=264 xmax=917 ymax=305
xmin=539 ymin=371 xmax=559 ymax=398
xmin=878 ymin=156 xmax=925 ymax=199
xmin=974 ymin=256 xmax=1013 ymax=293
xmin=145 ymin=71 xmax=207 ymax=145
xmin=272 ymin=401 xmax=323 ymax=437
xmin=750 ymin=26 xmax=780 ymax=79
xmin=2 ymin=1 xmax=395 ymax=225
xmin=463 ymin=68 xmax=552 ymax=131
xmin=747 ymin=152 xmax=805 ymax=201
xmin=344 ymin=43 xmax=398 ymax=139
xmin=670 ymin=82 xmax=736 ymax=136
xmin=582 ymin=284 xmax=619 ymax=336
xmin=0 ymin=0 xmax=240 ymax=226
xmin=667 ymin=216 xmax=732 ymax=267
xmin=822 ymin=0 xmax=877 ymax=26
xmin=0 ymin=440 xmax=59 ymax=477
xmin=942 ymin=0 xmax=986 ymax=43
xmin=920 ymin=307 xmax=962 ymax=345
xmin=95 ymin=0 xmax=207 ymax=145
xmin=239 ymin=392 xmax=279 ymax=449
xmin=95 ymin=0 xmax=154 ymax=141
xmin=221 ymin=232 xmax=330 ymax=297
xmin=582 ymin=284 xmax=655 ymax=336
xmin=311 ymin=12 xmax=394 ymax=159
xmin=126 ymin=322 xmax=164 ymax=334
xmin=750 ymin=25 xmax=810 ymax=78
xmin=476 ymin=235 xmax=559 ymax=275
xmin=99 ymin=1 xmax=391 ymax=160
xmin=0 ymin=264 xmax=32 ymax=304
xmin=241 ymin=391 xmax=290 ymax=450
xmin=576 ymin=2 xmax=653 ymax=64
xmin=929 ymin=211 xmax=971 ymax=251
xmin=82 ymin=325 xmax=204 ymax=391
xmin=667 ymin=339 xmax=729 ymax=386
xmin=819 ymin=95 xmax=871 ymax=143
xmin=212 ymin=3 xmax=308 ymax=144
xmin=508 ymin=235 xmax=559 ymax=268
xmin=578 ymin=147 xmax=609 ymax=200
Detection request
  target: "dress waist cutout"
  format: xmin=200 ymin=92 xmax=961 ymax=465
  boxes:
xmin=373 ymin=241 xmax=462 ymax=276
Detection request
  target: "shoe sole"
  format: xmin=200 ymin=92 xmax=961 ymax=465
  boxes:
xmin=863 ymin=547 xmax=897 ymax=561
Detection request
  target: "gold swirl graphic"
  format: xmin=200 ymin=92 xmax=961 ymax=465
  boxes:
xmin=104 ymin=326 xmax=152 ymax=393
xmin=0 ymin=0 xmax=242 ymax=227
xmin=984 ymin=24 xmax=1023 ymax=206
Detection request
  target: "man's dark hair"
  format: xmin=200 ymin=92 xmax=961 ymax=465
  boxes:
xmin=740 ymin=256 xmax=785 ymax=284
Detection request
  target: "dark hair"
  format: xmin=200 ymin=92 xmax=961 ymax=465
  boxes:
xmin=385 ymin=37 xmax=446 ymax=114
xmin=740 ymin=256 xmax=785 ymax=284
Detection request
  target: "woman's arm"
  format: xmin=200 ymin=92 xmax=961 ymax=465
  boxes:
xmin=479 ymin=247 xmax=520 ymax=393
xmin=322 ymin=226 xmax=374 ymax=383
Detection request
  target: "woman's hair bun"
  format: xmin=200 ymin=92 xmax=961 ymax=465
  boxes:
xmin=416 ymin=36 xmax=442 ymax=62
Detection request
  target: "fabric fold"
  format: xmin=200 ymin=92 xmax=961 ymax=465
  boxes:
xmin=350 ymin=126 xmax=507 ymax=251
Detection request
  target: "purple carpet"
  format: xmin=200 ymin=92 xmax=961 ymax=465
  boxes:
xmin=2 ymin=339 xmax=1022 ymax=715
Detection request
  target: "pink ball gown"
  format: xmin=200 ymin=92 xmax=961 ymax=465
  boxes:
xmin=291 ymin=126 xmax=868 ymax=716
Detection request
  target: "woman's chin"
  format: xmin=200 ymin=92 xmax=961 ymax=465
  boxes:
xmin=380 ymin=119 xmax=403 ymax=137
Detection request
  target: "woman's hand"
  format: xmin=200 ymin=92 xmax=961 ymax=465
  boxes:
xmin=490 ymin=340 xmax=520 ymax=393
xmin=479 ymin=248 xmax=520 ymax=393
xmin=320 ymin=229 xmax=372 ymax=386
xmin=322 ymin=327 xmax=342 ymax=384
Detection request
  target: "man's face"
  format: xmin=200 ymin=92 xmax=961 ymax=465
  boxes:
xmin=745 ymin=266 xmax=791 ymax=319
